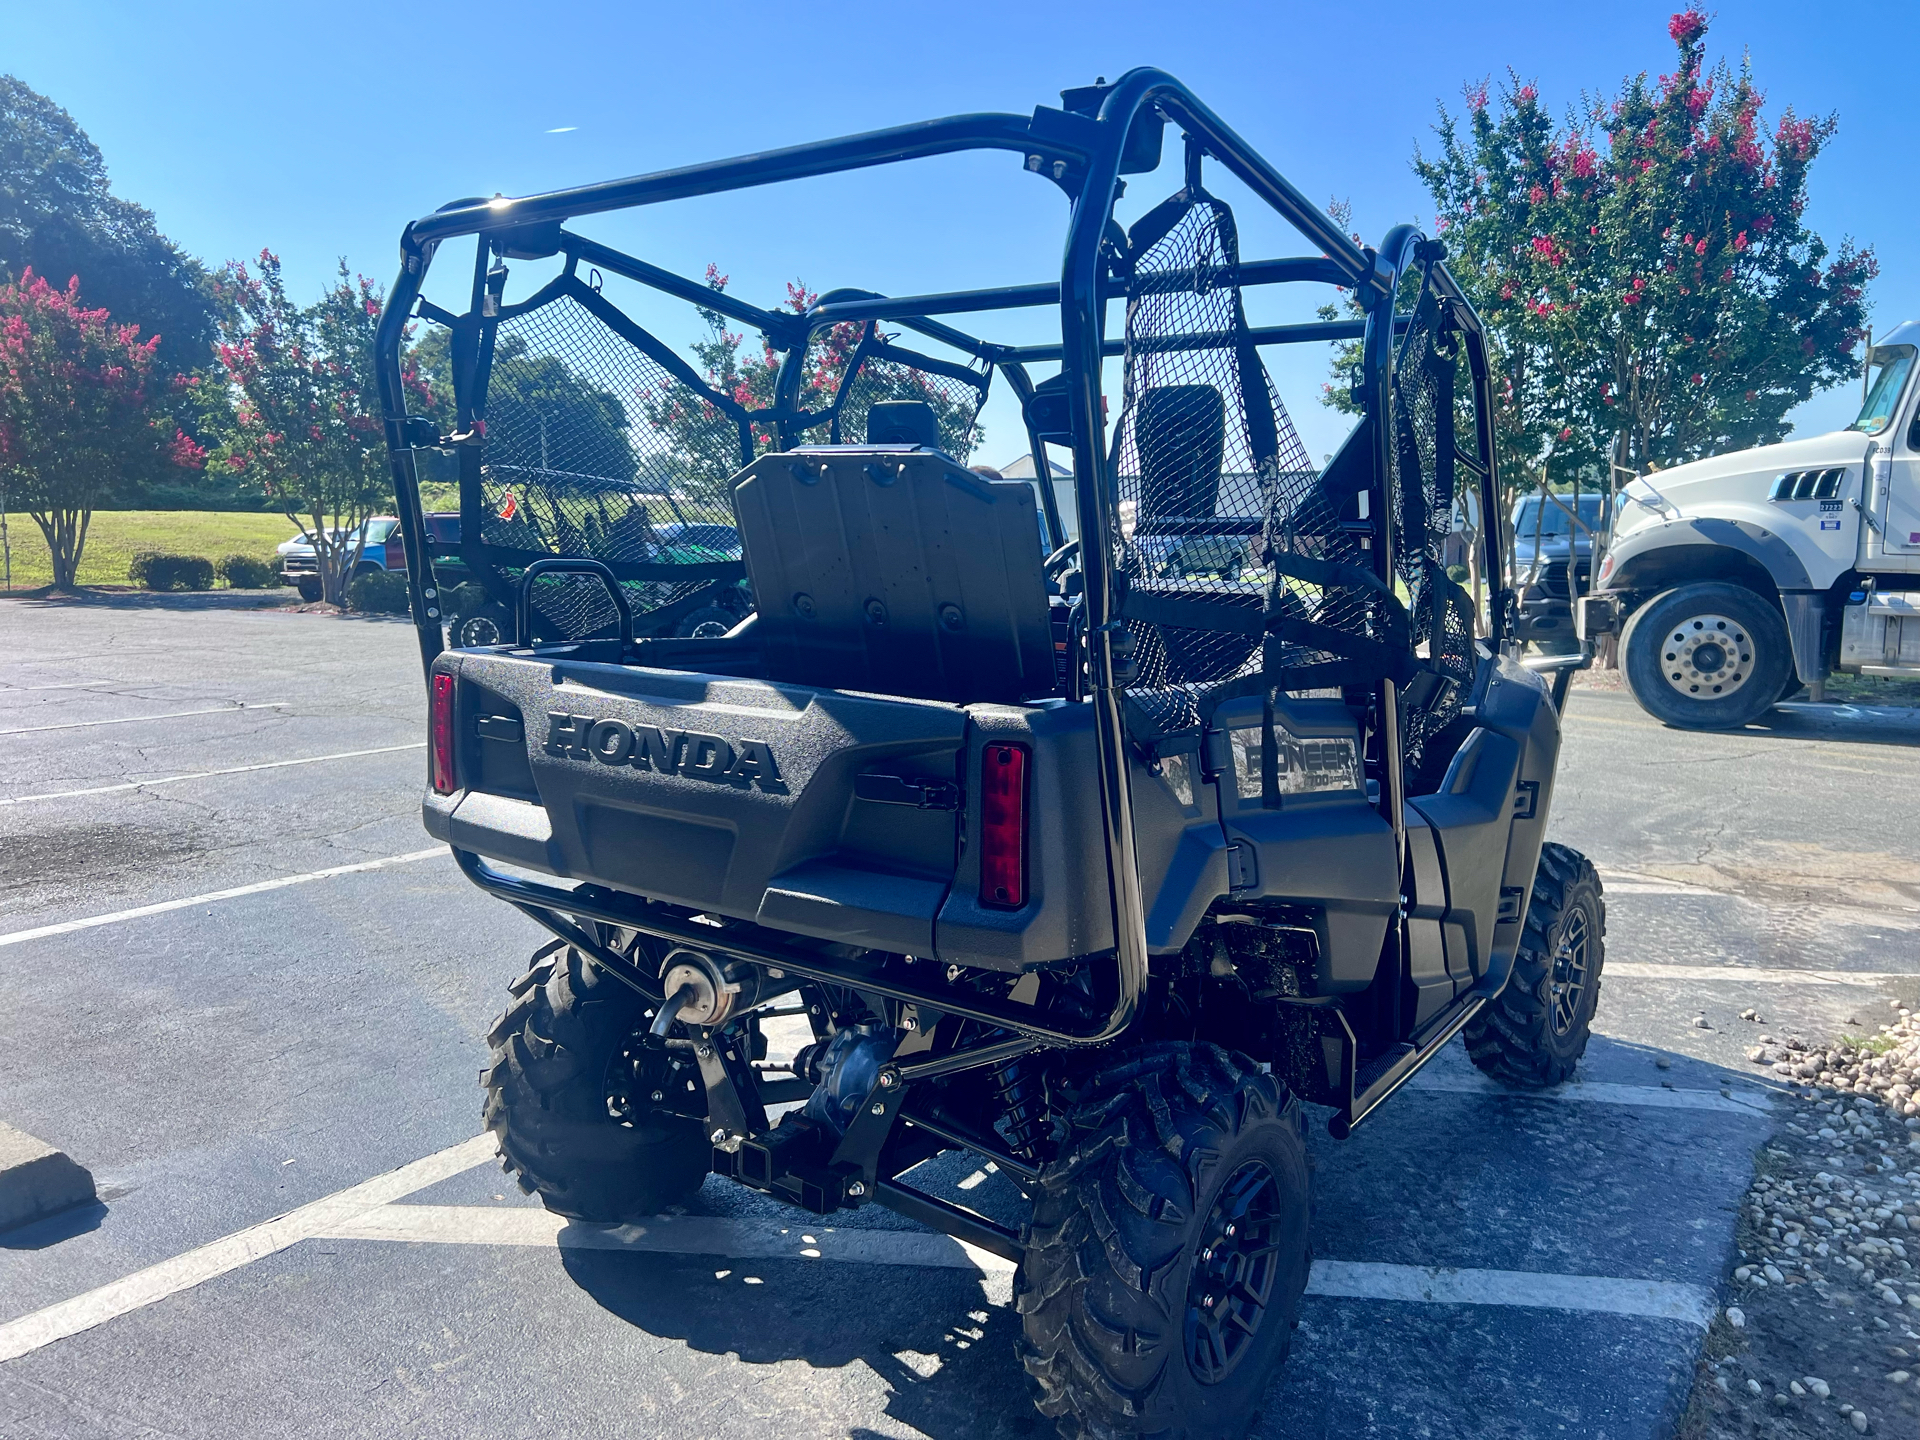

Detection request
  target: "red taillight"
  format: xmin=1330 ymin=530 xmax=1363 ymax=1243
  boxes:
xmin=430 ymin=672 xmax=458 ymax=794
xmin=978 ymin=743 xmax=1028 ymax=909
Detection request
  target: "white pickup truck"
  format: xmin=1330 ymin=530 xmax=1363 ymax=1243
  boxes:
xmin=1580 ymin=320 xmax=1920 ymax=728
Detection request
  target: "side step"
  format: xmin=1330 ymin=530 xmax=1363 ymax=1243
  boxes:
xmin=1328 ymin=992 xmax=1489 ymax=1140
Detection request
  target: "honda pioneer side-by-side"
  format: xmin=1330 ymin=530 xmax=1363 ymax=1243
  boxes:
xmin=375 ymin=70 xmax=1606 ymax=1438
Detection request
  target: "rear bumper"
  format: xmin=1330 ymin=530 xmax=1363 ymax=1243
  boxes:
xmin=422 ymin=650 xmax=1121 ymax=972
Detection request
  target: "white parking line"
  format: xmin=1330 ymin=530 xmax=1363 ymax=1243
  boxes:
xmin=1306 ymin=1260 xmax=1714 ymax=1327
xmin=0 ymin=1134 xmax=497 ymax=1363
xmin=1606 ymin=962 xmax=1908 ymax=986
xmin=320 ymin=1203 xmax=1014 ymax=1272
xmin=0 ymin=743 xmax=426 ymax=807
xmin=1408 ymin=1072 xmax=1772 ymax=1115
xmin=319 ymin=1204 xmax=1715 ymax=1325
xmin=0 ymin=702 xmax=289 ymax=736
xmin=0 ymin=1104 xmax=1725 ymax=1368
xmin=0 ymin=680 xmax=118 ymax=693
xmin=0 ymin=848 xmax=447 ymax=951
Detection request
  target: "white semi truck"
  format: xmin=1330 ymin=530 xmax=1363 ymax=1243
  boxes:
xmin=1579 ymin=320 xmax=1920 ymax=729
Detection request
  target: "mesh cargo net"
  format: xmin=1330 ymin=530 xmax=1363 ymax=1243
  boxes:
xmin=816 ymin=327 xmax=988 ymax=462
xmin=1387 ymin=265 xmax=1476 ymax=767
xmin=1110 ymin=191 xmax=1475 ymax=777
xmin=1110 ymin=187 xmax=1362 ymax=734
xmin=468 ymin=284 xmax=751 ymax=641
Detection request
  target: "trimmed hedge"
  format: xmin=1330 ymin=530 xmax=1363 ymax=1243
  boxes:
xmin=214 ymin=553 xmax=278 ymax=589
xmin=345 ymin=569 xmax=412 ymax=615
xmin=129 ymin=551 xmax=214 ymax=591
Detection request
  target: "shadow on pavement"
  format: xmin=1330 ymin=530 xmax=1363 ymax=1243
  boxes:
xmin=560 ymin=1244 xmax=1043 ymax=1438
xmin=0 ymin=1199 xmax=107 ymax=1251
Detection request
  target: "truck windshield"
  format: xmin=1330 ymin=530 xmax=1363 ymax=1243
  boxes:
xmin=1850 ymin=348 xmax=1915 ymax=435
xmin=1511 ymin=493 xmax=1607 ymax=538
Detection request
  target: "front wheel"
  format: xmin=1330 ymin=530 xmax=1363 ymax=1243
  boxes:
xmin=455 ymin=602 xmax=513 ymax=648
xmin=1464 ymin=842 xmax=1606 ymax=1088
xmin=1018 ymin=1043 xmax=1311 ymax=1440
xmin=1621 ymin=582 xmax=1792 ymax=729
xmin=295 ymin=578 xmax=322 ymax=603
xmin=482 ymin=941 xmax=712 ymax=1221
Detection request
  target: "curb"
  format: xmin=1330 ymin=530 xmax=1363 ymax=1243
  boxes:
xmin=0 ymin=1122 xmax=96 ymax=1233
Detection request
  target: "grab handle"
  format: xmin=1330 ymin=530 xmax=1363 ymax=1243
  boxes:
xmin=516 ymin=558 xmax=635 ymax=650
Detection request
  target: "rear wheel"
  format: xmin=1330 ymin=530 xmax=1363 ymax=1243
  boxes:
xmin=1018 ymin=1042 xmax=1310 ymax=1439
xmin=1464 ymin=842 xmax=1606 ymax=1088
xmin=1621 ymin=582 xmax=1791 ymax=729
xmin=482 ymin=941 xmax=711 ymax=1221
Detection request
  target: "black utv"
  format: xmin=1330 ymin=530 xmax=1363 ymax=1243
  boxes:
xmin=375 ymin=68 xmax=1605 ymax=1439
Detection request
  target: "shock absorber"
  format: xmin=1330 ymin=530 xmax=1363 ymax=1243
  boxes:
xmin=989 ymin=1053 xmax=1053 ymax=1164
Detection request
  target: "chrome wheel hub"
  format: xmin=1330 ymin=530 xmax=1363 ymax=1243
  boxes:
xmin=1659 ymin=614 xmax=1753 ymax=699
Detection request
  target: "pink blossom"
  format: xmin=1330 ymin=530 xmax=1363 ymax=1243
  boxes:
xmin=1668 ymin=9 xmax=1706 ymax=46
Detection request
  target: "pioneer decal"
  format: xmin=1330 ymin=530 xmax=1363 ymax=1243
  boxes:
xmin=543 ymin=712 xmax=781 ymax=787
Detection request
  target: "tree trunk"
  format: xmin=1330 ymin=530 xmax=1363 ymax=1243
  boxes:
xmin=31 ymin=507 xmax=92 ymax=591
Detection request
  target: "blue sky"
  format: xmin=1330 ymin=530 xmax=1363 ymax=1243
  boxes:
xmin=22 ymin=0 xmax=1919 ymax=468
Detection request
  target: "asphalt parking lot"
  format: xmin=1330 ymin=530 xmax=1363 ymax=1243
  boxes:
xmin=2 ymin=596 xmax=1917 ymax=1439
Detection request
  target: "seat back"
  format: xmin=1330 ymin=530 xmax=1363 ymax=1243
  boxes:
xmin=1137 ymin=385 xmax=1226 ymax=520
xmin=732 ymin=447 xmax=1055 ymax=703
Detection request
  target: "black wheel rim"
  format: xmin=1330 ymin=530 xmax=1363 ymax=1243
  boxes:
xmin=461 ymin=615 xmax=501 ymax=646
xmin=605 ymin=1024 xmax=701 ymax=1126
xmin=1549 ymin=902 xmax=1593 ymax=1037
xmin=1184 ymin=1160 xmax=1284 ymax=1384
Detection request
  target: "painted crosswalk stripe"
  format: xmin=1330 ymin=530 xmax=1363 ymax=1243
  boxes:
xmin=0 ymin=1134 xmax=498 ymax=1363
xmin=0 ymin=848 xmax=447 ymax=951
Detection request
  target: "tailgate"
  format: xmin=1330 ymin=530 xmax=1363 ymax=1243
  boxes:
xmin=423 ymin=653 xmax=968 ymax=953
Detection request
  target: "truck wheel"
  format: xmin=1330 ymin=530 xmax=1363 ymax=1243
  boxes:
xmin=1464 ymin=842 xmax=1606 ymax=1088
xmin=675 ymin=605 xmax=737 ymax=639
xmin=1621 ymin=583 xmax=1791 ymax=729
xmin=1018 ymin=1043 xmax=1310 ymax=1440
xmin=295 ymin=579 xmax=322 ymax=603
xmin=482 ymin=941 xmax=711 ymax=1221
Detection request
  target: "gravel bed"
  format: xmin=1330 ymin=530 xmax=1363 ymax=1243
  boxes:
xmin=1681 ymin=1004 xmax=1920 ymax=1437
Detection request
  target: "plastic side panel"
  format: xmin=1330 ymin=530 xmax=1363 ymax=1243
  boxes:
xmin=935 ymin=703 xmax=1116 ymax=971
xmin=1409 ymin=725 xmax=1520 ymax=985
xmin=1403 ymin=809 xmax=1454 ymax=1025
xmin=447 ymin=653 xmax=966 ymax=925
xmin=1133 ymin=747 xmax=1228 ymax=954
xmin=1470 ymin=655 xmax=1561 ymax=965
xmin=1220 ymin=797 xmax=1397 ymax=993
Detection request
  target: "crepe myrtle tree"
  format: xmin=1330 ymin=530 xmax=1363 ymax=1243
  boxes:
xmin=664 ymin=267 xmax=982 ymax=473
xmin=0 ymin=268 xmax=205 ymax=590
xmin=214 ymin=252 xmax=421 ymax=604
xmin=1383 ymin=9 xmax=1873 ymax=495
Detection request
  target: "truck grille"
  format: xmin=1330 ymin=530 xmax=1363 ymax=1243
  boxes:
xmin=1537 ymin=558 xmax=1592 ymax=599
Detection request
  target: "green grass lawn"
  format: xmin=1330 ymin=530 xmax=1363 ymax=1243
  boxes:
xmin=0 ymin=511 xmax=303 ymax=590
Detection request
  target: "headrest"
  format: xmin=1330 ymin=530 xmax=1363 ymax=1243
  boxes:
xmin=1137 ymin=385 xmax=1225 ymax=519
xmin=865 ymin=399 xmax=941 ymax=449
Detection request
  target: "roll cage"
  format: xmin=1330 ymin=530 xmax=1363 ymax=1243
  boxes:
xmin=374 ymin=66 xmax=1510 ymax=1053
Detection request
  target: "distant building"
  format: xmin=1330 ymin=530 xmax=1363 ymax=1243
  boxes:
xmin=996 ymin=453 xmax=1071 ymax=480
